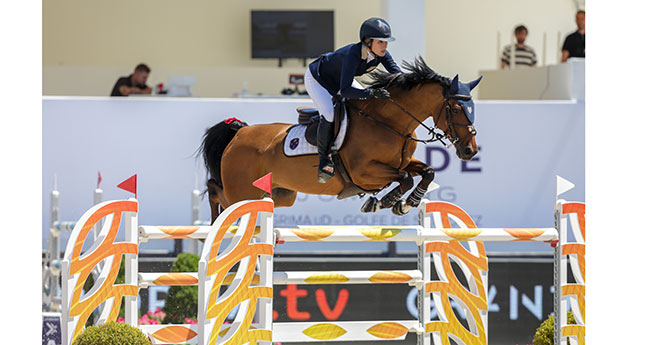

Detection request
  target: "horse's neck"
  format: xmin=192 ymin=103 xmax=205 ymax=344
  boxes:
xmin=360 ymin=90 xmax=439 ymax=135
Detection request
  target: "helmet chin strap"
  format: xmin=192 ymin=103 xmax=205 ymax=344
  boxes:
xmin=365 ymin=39 xmax=377 ymax=57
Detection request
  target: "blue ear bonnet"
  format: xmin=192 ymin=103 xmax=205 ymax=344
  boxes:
xmin=445 ymin=75 xmax=483 ymax=123
xmin=457 ymin=99 xmax=475 ymax=123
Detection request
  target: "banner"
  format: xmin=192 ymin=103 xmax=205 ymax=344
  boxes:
xmin=42 ymin=97 xmax=584 ymax=253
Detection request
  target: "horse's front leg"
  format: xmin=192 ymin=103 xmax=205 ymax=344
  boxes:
xmin=360 ymin=165 xmax=414 ymax=214
xmin=390 ymin=158 xmax=435 ymax=215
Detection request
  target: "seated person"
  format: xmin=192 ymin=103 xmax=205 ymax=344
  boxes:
xmin=111 ymin=63 xmax=153 ymax=96
xmin=500 ymin=25 xmax=537 ymax=69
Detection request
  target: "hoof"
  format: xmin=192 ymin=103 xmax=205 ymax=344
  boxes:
xmin=360 ymin=196 xmax=380 ymax=213
xmin=392 ymin=199 xmax=412 ymax=216
xmin=405 ymin=197 xmax=421 ymax=209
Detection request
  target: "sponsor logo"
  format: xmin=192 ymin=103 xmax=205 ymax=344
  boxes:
xmin=290 ymin=138 xmax=299 ymax=150
xmin=377 ymin=19 xmax=389 ymax=31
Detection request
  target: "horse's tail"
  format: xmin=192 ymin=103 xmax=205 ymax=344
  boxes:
xmin=198 ymin=118 xmax=248 ymax=186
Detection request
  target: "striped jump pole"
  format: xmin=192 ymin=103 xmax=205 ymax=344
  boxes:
xmin=275 ymin=225 xmax=557 ymax=243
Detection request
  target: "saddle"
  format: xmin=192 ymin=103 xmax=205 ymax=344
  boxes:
xmin=294 ymin=98 xmax=383 ymax=199
xmin=296 ymin=96 xmax=346 ymax=146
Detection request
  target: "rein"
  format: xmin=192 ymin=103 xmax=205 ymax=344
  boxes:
xmin=343 ymin=74 xmax=477 ymax=168
xmin=345 ymin=89 xmax=472 ymax=148
xmin=387 ymin=98 xmax=451 ymax=146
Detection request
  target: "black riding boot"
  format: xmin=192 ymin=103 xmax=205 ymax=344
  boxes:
xmin=317 ymin=116 xmax=335 ymax=183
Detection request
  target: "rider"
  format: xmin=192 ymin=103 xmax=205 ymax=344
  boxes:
xmin=305 ymin=17 xmax=403 ymax=183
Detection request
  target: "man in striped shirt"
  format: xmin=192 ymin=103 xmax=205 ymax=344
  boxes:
xmin=500 ymin=25 xmax=537 ymax=68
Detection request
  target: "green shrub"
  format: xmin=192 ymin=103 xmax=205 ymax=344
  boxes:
xmin=162 ymin=253 xmax=200 ymax=324
xmin=532 ymin=311 xmax=577 ymax=345
xmin=73 ymin=321 xmax=151 ymax=345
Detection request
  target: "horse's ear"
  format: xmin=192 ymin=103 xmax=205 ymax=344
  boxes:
xmin=450 ymin=74 xmax=460 ymax=94
xmin=468 ymin=75 xmax=483 ymax=90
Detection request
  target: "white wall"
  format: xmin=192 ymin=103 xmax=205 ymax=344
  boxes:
xmin=382 ymin=0 xmax=426 ymax=66
xmin=478 ymin=58 xmax=585 ymax=100
xmin=43 ymin=97 xmax=584 ymax=253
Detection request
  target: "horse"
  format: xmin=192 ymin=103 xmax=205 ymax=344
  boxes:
xmin=200 ymin=57 xmax=482 ymax=222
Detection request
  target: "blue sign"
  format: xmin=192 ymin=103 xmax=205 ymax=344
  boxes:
xmin=42 ymin=313 xmax=61 ymax=345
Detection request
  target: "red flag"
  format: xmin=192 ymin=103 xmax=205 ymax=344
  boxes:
xmin=97 ymin=171 xmax=103 ymax=189
xmin=117 ymin=174 xmax=137 ymax=198
xmin=252 ymin=173 xmax=272 ymax=196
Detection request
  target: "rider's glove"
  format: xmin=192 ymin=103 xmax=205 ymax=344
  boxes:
xmin=369 ymin=88 xmax=390 ymax=100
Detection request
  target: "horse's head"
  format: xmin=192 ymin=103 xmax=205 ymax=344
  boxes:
xmin=433 ymin=74 xmax=482 ymax=161
xmin=365 ymin=58 xmax=482 ymax=161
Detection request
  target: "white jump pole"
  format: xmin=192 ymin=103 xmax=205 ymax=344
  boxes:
xmin=44 ymin=174 xmax=104 ymax=312
xmin=46 ymin=175 xmax=61 ymax=311
xmin=190 ymin=187 xmax=202 ymax=255
xmin=125 ymin=198 xmax=139 ymax=326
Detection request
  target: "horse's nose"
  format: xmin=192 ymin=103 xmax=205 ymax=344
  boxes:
xmin=464 ymin=147 xmax=473 ymax=157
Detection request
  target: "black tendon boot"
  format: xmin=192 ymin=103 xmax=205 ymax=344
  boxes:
xmin=317 ymin=116 xmax=335 ymax=183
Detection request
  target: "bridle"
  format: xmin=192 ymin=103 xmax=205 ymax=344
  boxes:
xmin=437 ymin=94 xmax=478 ymax=148
xmin=349 ymin=73 xmax=477 ymax=149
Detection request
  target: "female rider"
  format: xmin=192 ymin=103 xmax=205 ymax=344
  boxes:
xmin=305 ymin=17 xmax=402 ymax=183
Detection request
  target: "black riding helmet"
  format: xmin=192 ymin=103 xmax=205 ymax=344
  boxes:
xmin=359 ymin=17 xmax=396 ymax=42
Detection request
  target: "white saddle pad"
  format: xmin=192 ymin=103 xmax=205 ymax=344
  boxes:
xmin=283 ymin=116 xmax=349 ymax=157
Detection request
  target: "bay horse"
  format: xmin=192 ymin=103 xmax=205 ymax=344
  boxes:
xmin=200 ymin=57 xmax=482 ymax=222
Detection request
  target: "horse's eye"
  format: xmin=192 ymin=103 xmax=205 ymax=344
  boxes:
xmin=451 ymin=108 xmax=459 ymax=114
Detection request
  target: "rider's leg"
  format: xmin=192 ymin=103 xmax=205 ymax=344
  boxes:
xmin=304 ymin=67 xmax=336 ymax=183
xmin=316 ymin=115 xmax=335 ymax=183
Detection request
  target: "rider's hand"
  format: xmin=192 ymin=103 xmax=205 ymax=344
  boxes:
xmin=369 ymin=88 xmax=390 ymax=100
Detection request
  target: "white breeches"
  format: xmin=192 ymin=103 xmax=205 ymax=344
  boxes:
xmin=304 ymin=67 xmax=363 ymax=122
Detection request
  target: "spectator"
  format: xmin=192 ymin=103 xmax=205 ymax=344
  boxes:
xmin=111 ymin=64 xmax=153 ymax=96
xmin=561 ymin=10 xmax=585 ymax=62
xmin=501 ymin=25 xmax=537 ymax=69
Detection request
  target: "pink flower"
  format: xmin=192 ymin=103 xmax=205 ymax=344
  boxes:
xmin=116 ymin=317 xmax=125 ymax=323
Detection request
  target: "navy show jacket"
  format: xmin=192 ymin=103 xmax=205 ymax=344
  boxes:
xmin=309 ymin=42 xmax=402 ymax=100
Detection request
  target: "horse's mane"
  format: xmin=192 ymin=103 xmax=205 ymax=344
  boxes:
xmin=366 ymin=56 xmax=451 ymax=90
